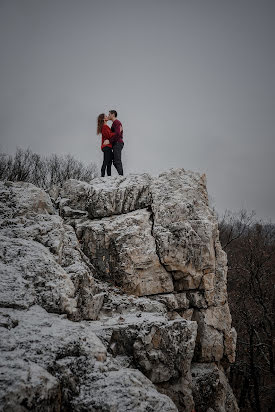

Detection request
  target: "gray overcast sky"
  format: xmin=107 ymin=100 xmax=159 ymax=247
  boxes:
xmin=0 ymin=0 xmax=274 ymax=221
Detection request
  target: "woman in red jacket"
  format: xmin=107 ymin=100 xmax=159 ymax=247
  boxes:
xmin=97 ymin=113 xmax=115 ymax=177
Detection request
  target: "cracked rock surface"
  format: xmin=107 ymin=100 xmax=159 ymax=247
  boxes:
xmin=75 ymin=209 xmax=174 ymax=296
xmin=0 ymin=169 xmax=239 ymax=412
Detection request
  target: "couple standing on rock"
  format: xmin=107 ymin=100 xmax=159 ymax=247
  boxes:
xmin=97 ymin=110 xmax=124 ymax=177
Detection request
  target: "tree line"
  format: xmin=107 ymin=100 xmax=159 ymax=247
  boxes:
xmin=0 ymin=147 xmax=98 ymax=189
xmin=218 ymin=209 xmax=274 ymax=412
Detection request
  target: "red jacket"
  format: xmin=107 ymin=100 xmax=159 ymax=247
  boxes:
xmin=101 ymin=124 xmax=114 ymax=150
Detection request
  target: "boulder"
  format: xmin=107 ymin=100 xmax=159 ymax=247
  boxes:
xmin=59 ymin=173 xmax=152 ymax=218
xmin=191 ymin=363 xmax=239 ymax=411
xmin=0 ymin=181 xmax=104 ymax=321
xmin=150 ymin=169 xmax=217 ymax=290
xmin=90 ymin=312 xmax=198 ymax=412
xmin=0 ymin=306 xmax=177 ymax=412
xmin=75 ymin=209 xmax=174 ymax=296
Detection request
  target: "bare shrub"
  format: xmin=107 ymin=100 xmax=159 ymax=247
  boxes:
xmin=0 ymin=147 xmax=99 ymax=189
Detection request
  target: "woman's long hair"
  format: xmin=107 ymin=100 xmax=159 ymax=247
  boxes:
xmin=97 ymin=113 xmax=105 ymax=135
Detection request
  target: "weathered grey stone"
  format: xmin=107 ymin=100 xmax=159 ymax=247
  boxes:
xmin=204 ymin=239 xmax=228 ymax=306
xmin=224 ymin=327 xmax=237 ymax=364
xmin=94 ymin=313 xmax=197 ymax=412
xmin=0 ymin=181 xmax=103 ymax=320
xmin=167 ymin=311 xmax=183 ymax=320
xmin=96 ymin=283 xmax=167 ymax=319
xmin=0 ymin=305 xmax=106 ymax=411
xmin=180 ymin=308 xmax=194 ymax=321
xmin=0 ymin=180 xmax=55 ymax=217
xmin=191 ymin=303 xmax=237 ymax=363
xmin=0 ymin=312 xmax=18 ymax=329
xmin=201 ymin=304 xmax=232 ymax=332
xmin=191 ymin=363 xmax=239 ymax=411
xmin=59 ymin=173 xmax=152 ymax=218
xmin=58 ymin=178 xmax=92 ymax=211
xmin=150 ymin=292 xmax=189 ymax=311
xmin=0 ymin=359 xmax=61 ymax=412
xmin=149 ymin=294 xmax=180 ymax=310
xmin=187 ymin=291 xmax=208 ymax=309
xmin=151 ymin=169 xmax=217 ymax=289
xmin=0 ymin=306 xmax=178 ymax=412
xmin=0 ymin=305 xmax=107 ymax=366
xmin=133 ymin=320 xmax=197 ymax=412
xmin=70 ymin=364 xmax=178 ymax=412
xmin=60 ymin=205 xmax=88 ymax=219
xmin=192 ymin=304 xmax=233 ymax=362
xmin=174 ymin=292 xmax=190 ymax=309
xmin=87 ymin=173 xmax=152 ymax=218
xmin=0 ymin=235 xmax=77 ymax=315
xmin=0 ymin=169 xmax=239 ymax=411
xmin=75 ymin=209 xmax=174 ymax=296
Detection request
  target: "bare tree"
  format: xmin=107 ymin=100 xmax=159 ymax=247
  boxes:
xmin=218 ymin=208 xmax=256 ymax=249
xmin=218 ymin=210 xmax=275 ymax=412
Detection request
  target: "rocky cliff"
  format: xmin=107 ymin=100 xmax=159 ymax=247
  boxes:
xmin=0 ymin=168 xmax=239 ymax=412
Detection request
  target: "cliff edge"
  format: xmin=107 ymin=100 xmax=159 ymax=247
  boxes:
xmin=0 ymin=168 xmax=239 ymax=412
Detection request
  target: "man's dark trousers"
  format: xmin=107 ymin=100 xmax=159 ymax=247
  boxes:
xmin=112 ymin=142 xmax=124 ymax=175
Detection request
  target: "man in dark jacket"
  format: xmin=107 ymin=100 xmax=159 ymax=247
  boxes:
xmin=107 ymin=110 xmax=124 ymax=176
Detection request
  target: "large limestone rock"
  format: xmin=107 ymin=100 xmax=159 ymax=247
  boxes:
xmin=75 ymin=209 xmax=174 ymax=296
xmin=0 ymin=181 xmax=104 ymax=321
xmin=0 ymin=306 xmax=177 ymax=412
xmin=1 ymin=359 xmax=61 ymax=411
xmin=58 ymin=173 xmax=152 ymax=218
xmin=67 ymin=169 xmax=236 ymax=366
xmin=191 ymin=303 xmax=237 ymax=363
xmin=0 ymin=169 xmax=239 ymax=412
xmin=91 ymin=313 xmax=198 ymax=411
xmin=150 ymin=169 xmax=218 ymax=291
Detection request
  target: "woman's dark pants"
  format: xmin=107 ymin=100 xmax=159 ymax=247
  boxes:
xmin=101 ymin=147 xmax=113 ymax=177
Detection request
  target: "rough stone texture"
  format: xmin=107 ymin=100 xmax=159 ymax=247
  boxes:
xmin=69 ymin=169 xmax=236 ymax=365
xmin=75 ymin=209 xmax=174 ymax=296
xmin=191 ymin=302 xmax=237 ymax=363
xmin=0 ymin=181 xmax=104 ymax=321
xmin=150 ymin=169 xmax=217 ymax=289
xmin=133 ymin=319 xmax=197 ymax=411
xmin=0 ymin=305 xmax=106 ymax=411
xmin=0 ymin=306 xmax=177 ymax=412
xmin=1 ymin=359 xmax=61 ymax=412
xmin=96 ymin=282 xmax=168 ymax=318
xmin=0 ymin=169 xmax=239 ymax=412
xmin=1 ymin=180 xmax=55 ymax=216
xmin=204 ymin=238 xmax=228 ymax=307
xmin=191 ymin=363 xmax=239 ymax=412
xmin=224 ymin=326 xmax=237 ymax=364
xmin=71 ymin=367 xmax=178 ymax=412
xmin=90 ymin=313 xmax=197 ymax=411
xmin=58 ymin=173 xmax=152 ymax=218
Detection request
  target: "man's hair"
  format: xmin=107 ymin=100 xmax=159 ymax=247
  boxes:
xmin=109 ymin=110 xmax=117 ymax=118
